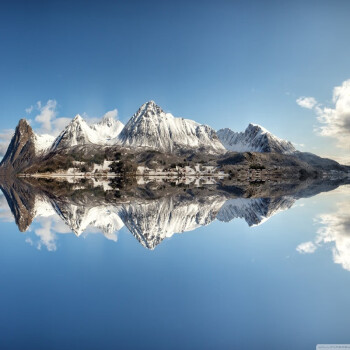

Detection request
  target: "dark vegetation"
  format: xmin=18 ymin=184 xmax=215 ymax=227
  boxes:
xmin=17 ymin=143 xmax=342 ymax=184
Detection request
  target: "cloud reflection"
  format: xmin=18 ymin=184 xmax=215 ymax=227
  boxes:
xmin=297 ymin=190 xmax=350 ymax=271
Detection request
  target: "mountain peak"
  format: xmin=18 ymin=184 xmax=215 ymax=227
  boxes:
xmin=144 ymin=100 xmax=157 ymax=108
xmin=72 ymin=114 xmax=84 ymax=123
xmin=247 ymin=123 xmax=268 ymax=133
xmin=137 ymin=100 xmax=164 ymax=116
xmin=18 ymin=118 xmax=31 ymax=128
xmin=119 ymin=101 xmax=225 ymax=154
xmin=217 ymin=124 xmax=296 ymax=154
xmin=0 ymin=118 xmax=36 ymax=172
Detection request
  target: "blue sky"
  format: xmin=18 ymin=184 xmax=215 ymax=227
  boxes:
xmin=0 ymin=0 xmax=350 ymax=161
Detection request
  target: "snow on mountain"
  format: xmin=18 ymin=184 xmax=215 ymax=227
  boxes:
xmin=51 ymin=115 xmax=100 ymax=150
xmin=33 ymin=101 xmax=225 ymax=153
xmin=51 ymin=114 xmax=124 ymax=150
xmin=33 ymin=133 xmax=55 ymax=155
xmin=0 ymin=102 xmax=298 ymax=160
xmin=91 ymin=114 xmax=124 ymax=143
xmin=33 ymin=196 xmax=56 ymax=218
xmin=118 ymin=101 xmax=225 ymax=154
xmin=217 ymin=124 xmax=296 ymax=154
xmin=216 ymin=196 xmax=295 ymax=226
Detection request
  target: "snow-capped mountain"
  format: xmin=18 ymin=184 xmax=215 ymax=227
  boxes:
xmin=217 ymin=124 xmax=296 ymax=154
xmin=118 ymin=101 xmax=225 ymax=154
xmin=34 ymin=133 xmax=55 ymax=154
xmin=51 ymin=114 xmax=124 ymax=150
xmin=91 ymin=114 xmax=124 ymax=143
xmin=40 ymin=101 xmax=225 ymax=154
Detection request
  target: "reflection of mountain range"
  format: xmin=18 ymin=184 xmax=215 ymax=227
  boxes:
xmin=0 ymin=176 xmax=349 ymax=250
xmin=217 ymin=197 xmax=295 ymax=226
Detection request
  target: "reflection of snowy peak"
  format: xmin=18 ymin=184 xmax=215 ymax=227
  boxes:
xmin=217 ymin=197 xmax=295 ymax=226
xmin=118 ymin=195 xmax=226 ymax=249
xmin=47 ymin=194 xmax=295 ymax=247
xmin=53 ymin=202 xmax=124 ymax=238
xmin=34 ymin=196 xmax=56 ymax=218
xmin=217 ymin=124 xmax=296 ymax=154
xmin=51 ymin=114 xmax=124 ymax=150
xmin=119 ymin=101 xmax=225 ymax=154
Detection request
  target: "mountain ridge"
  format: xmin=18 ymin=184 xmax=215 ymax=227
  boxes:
xmin=0 ymin=101 xmax=349 ymax=175
xmin=217 ymin=124 xmax=296 ymax=154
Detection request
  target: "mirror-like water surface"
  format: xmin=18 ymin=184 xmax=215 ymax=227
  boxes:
xmin=0 ymin=177 xmax=349 ymax=349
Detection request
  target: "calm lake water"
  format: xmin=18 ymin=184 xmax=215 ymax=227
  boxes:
xmin=0 ymin=180 xmax=349 ymax=350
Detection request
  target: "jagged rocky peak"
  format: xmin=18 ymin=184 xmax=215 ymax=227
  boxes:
xmin=138 ymin=100 xmax=164 ymax=116
xmin=0 ymin=119 xmax=37 ymax=172
xmin=119 ymin=100 xmax=226 ymax=154
xmin=217 ymin=124 xmax=296 ymax=154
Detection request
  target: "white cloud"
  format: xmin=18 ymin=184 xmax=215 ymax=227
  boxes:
xmin=296 ymin=96 xmax=317 ymax=109
xmin=34 ymin=99 xmax=58 ymax=133
xmin=0 ymin=129 xmax=14 ymax=157
xmin=34 ymin=220 xmax=58 ymax=251
xmin=103 ymin=109 xmax=118 ymax=119
xmin=25 ymin=237 xmax=33 ymax=246
xmin=0 ymin=193 xmax=14 ymax=223
xmin=315 ymin=79 xmax=350 ymax=148
xmin=29 ymin=99 xmax=71 ymax=136
xmin=314 ymin=202 xmax=350 ymax=271
xmin=296 ymin=241 xmax=317 ymax=254
xmin=25 ymin=105 xmax=33 ymax=114
xmin=296 ymin=79 xmax=350 ymax=149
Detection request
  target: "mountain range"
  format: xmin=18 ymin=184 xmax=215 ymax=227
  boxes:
xmin=0 ymin=100 xmax=348 ymax=175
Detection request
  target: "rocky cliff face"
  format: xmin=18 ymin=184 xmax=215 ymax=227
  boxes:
xmin=0 ymin=119 xmax=37 ymax=173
